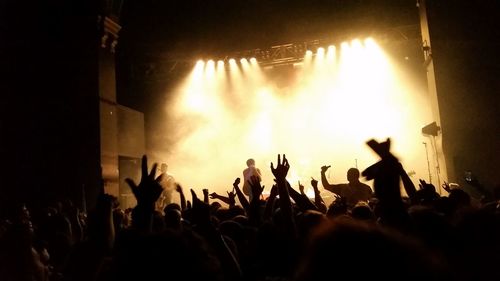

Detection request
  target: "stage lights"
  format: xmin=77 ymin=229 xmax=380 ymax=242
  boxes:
xmin=197 ymin=57 xmax=256 ymax=67
xmin=195 ymin=38 xmax=383 ymax=71
xmin=172 ymin=37 xmax=434 ymax=198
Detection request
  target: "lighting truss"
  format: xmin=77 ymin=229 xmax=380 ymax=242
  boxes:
xmin=131 ymin=24 xmax=421 ymax=81
xmin=226 ymin=40 xmax=322 ymax=67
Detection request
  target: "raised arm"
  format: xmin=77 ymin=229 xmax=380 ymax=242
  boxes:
xmin=398 ymin=163 xmax=417 ymax=201
xmin=264 ymin=184 xmax=278 ymax=221
xmin=287 ymin=181 xmax=317 ymax=211
xmin=209 ymin=192 xmax=231 ymax=206
xmin=233 ymin=178 xmax=250 ymax=213
xmin=203 ymin=188 xmax=209 ymax=204
xmin=311 ymin=177 xmax=327 ymax=213
xmin=125 ymin=155 xmax=164 ymax=232
xmin=271 ymin=154 xmax=295 ymax=235
xmin=190 ymin=189 xmax=242 ymax=280
xmin=248 ymin=175 xmax=265 ymax=226
xmin=176 ymin=183 xmax=187 ymax=211
xmin=299 ymin=181 xmax=305 ymax=195
xmin=320 ymin=165 xmax=343 ymax=195
xmin=362 ymin=138 xmax=409 ymax=228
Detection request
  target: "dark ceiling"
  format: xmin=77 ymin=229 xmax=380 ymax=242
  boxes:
xmin=119 ymin=0 xmax=419 ymax=59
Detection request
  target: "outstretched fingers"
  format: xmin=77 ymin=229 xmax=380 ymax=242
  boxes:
xmin=190 ymin=189 xmax=199 ymax=202
xmin=149 ymin=162 xmax=158 ymax=179
xmin=155 ymin=173 xmax=164 ymax=183
xmin=270 ymin=154 xmax=290 ymax=179
xmin=283 ymin=154 xmax=289 ymax=168
xmin=125 ymin=178 xmax=138 ymax=195
xmin=141 ymin=155 xmax=149 ymax=179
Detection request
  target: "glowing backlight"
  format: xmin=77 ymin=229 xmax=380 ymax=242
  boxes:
xmin=166 ymin=39 xmax=434 ymax=200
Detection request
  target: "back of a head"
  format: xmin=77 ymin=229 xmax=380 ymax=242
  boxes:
xmin=164 ymin=209 xmax=182 ymax=229
xmin=347 ymin=168 xmax=360 ymax=182
xmin=298 ymin=210 xmax=327 ymax=239
xmin=351 ymin=203 xmax=375 ymax=221
xmin=165 ymin=203 xmax=181 ymax=213
xmin=219 ymin=220 xmax=244 ymax=242
xmin=326 ymin=198 xmax=348 ymax=218
xmin=232 ymin=215 xmax=249 ymax=226
xmin=210 ymin=202 xmax=222 ymax=214
xmin=295 ymin=220 xmax=449 ymax=281
xmin=448 ymin=189 xmax=471 ymax=209
xmin=228 ymin=206 xmax=245 ymax=219
xmin=113 ymin=229 xmax=222 ymax=281
xmin=160 ymin=163 xmax=168 ymax=173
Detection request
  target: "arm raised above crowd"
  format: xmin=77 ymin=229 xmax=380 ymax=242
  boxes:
xmin=125 ymin=155 xmax=164 ymax=232
xmin=271 ymin=154 xmax=296 ymax=235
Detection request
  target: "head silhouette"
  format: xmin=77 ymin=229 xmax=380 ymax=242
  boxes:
xmin=160 ymin=163 xmax=168 ymax=173
xmin=347 ymin=168 xmax=360 ymax=183
xmin=246 ymin=158 xmax=255 ymax=167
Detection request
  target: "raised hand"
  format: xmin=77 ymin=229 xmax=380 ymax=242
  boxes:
xmin=233 ymin=177 xmax=241 ymax=187
xmin=175 ymin=183 xmax=183 ymax=193
xmin=125 ymin=155 xmax=164 ymax=207
xmin=271 ymin=154 xmax=290 ymax=181
xmin=209 ymin=192 xmax=219 ymax=199
xmin=203 ymin=188 xmax=209 ymax=203
xmin=232 ymin=177 xmax=250 ymax=211
xmin=190 ymin=189 xmax=210 ymax=225
xmin=311 ymin=177 xmax=319 ymax=190
xmin=419 ymin=179 xmax=435 ymax=191
xmin=176 ymin=183 xmax=187 ymax=211
xmin=310 ymin=177 xmax=325 ymax=212
xmin=321 ymin=165 xmax=331 ymax=173
xmin=299 ymin=181 xmax=305 ymax=195
xmin=249 ymin=175 xmax=265 ymax=201
xmin=191 ymin=189 xmax=200 ymax=203
xmin=227 ymin=191 xmax=236 ymax=207
xmin=271 ymin=155 xmax=295 ymax=234
xmin=442 ymin=181 xmax=451 ymax=193
xmin=208 ymin=191 xmax=233 ymax=206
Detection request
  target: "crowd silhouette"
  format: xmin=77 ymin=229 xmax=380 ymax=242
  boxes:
xmin=1 ymin=138 xmax=499 ymax=281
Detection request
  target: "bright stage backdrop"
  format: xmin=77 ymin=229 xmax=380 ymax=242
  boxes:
xmin=159 ymin=38 xmax=435 ymax=198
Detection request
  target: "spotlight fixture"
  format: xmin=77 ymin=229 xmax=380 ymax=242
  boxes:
xmin=422 ymin=121 xmax=440 ymax=136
